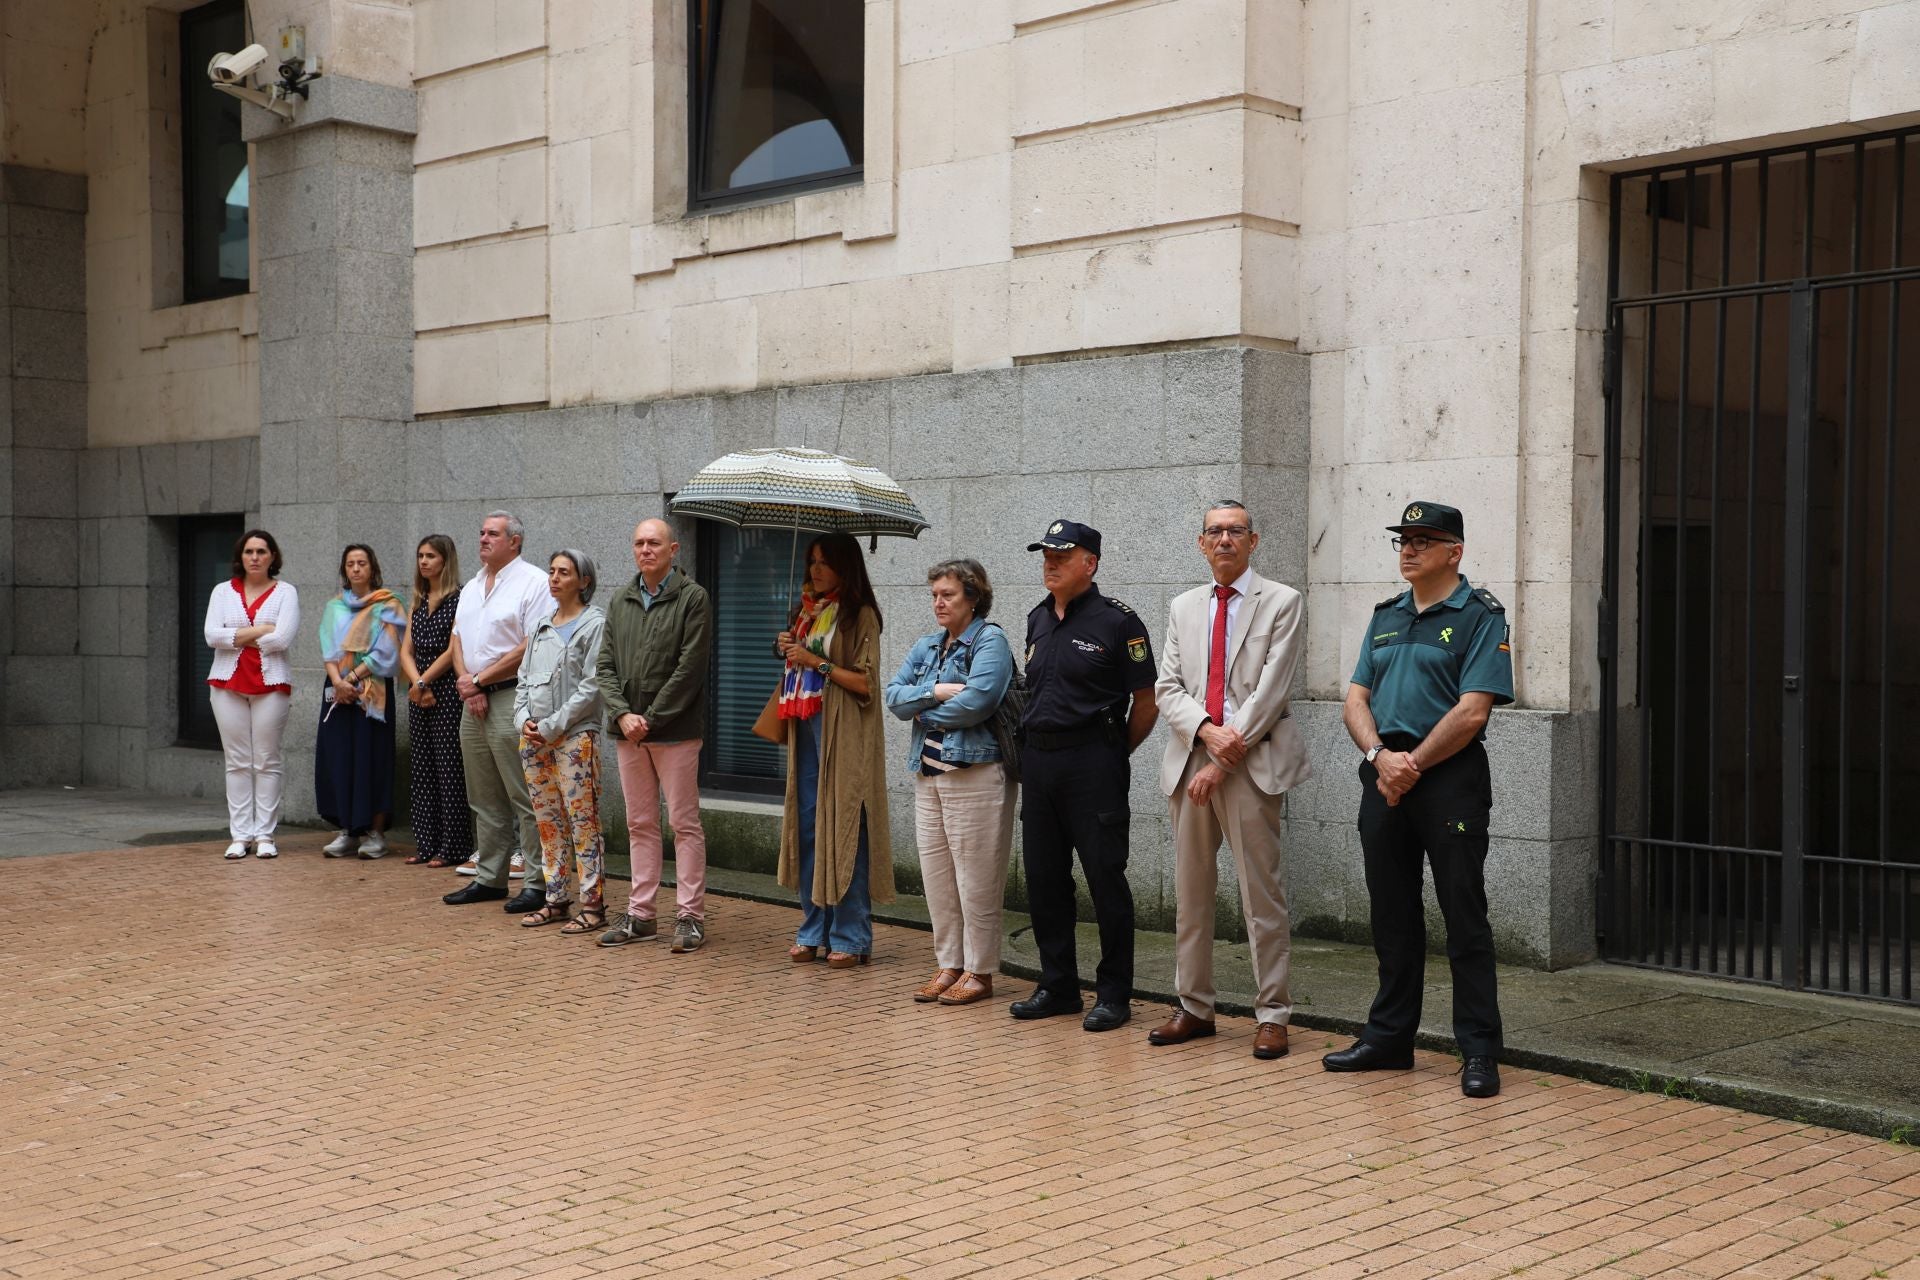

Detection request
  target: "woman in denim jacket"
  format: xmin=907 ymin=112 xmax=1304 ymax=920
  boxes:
xmin=513 ymin=550 xmax=609 ymax=933
xmin=884 ymin=558 xmax=1017 ymax=1006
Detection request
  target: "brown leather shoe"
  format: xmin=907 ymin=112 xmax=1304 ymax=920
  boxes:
xmin=1147 ymin=1009 xmax=1217 ymax=1045
xmin=913 ymin=968 xmax=963 ymax=1003
xmin=938 ymin=973 xmax=993 ymax=1005
xmin=1253 ymin=1023 xmax=1290 ymax=1059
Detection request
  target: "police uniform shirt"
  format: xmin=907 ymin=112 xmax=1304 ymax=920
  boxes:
xmin=1350 ymin=575 xmax=1513 ymax=741
xmin=1023 ymin=585 xmax=1156 ymax=733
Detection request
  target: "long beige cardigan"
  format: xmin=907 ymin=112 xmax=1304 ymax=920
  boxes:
xmin=776 ymin=604 xmax=895 ymax=906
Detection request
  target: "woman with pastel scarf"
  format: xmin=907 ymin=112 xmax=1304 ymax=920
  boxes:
xmin=316 ymin=544 xmax=408 ymax=859
xmin=774 ymin=532 xmax=894 ymax=969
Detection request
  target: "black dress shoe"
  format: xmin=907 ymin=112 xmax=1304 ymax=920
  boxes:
xmin=503 ymin=887 xmax=547 ymax=914
xmin=1082 ymin=1002 xmax=1131 ymax=1033
xmin=1009 ymin=988 xmax=1084 ymax=1020
xmin=1461 ymin=1055 xmax=1501 ymax=1098
xmin=443 ymin=882 xmax=508 ymax=905
xmin=1321 ymin=1039 xmax=1414 ymax=1072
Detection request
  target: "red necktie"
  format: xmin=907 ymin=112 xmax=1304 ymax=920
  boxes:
xmin=1206 ymin=584 xmax=1234 ymax=725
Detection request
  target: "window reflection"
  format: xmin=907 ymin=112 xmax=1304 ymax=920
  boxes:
xmin=693 ymin=0 xmax=864 ymax=206
xmin=181 ymin=0 xmax=250 ymax=301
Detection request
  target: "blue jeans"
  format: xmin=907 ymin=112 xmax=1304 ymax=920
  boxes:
xmin=795 ymin=715 xmax=873 ymax=954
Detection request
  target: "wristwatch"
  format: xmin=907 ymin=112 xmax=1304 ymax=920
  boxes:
xmin=818 ymin=661 xmax=835 ymax=677
xmin=1365 ymin=743 xmax=1386 ymax=764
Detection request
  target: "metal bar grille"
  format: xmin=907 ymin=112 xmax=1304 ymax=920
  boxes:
xmin=1601 ymin=130 xmax=1920 ymax=1005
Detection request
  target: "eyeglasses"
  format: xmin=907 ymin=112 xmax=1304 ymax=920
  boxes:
xmin=1391 ymin=535 xmax=1459 ymax=553
xmin=1202 ymin=525 xmax=1252 ymax=542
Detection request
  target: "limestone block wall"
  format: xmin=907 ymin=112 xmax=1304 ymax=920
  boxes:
xmin=409 ymin=0 xmax=1306 ymax=415
xmin=85 ymin=0 xmax=261 ymax=449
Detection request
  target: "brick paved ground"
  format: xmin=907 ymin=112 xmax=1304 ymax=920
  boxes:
xmin=4 ymin=839 xmax=1919 ymax=1280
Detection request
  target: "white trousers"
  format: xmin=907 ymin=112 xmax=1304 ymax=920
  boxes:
xmin=210 ymin=687 xmax=293 ymax=840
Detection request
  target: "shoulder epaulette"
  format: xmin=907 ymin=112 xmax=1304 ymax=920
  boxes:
xmin=1375 ymin=591 xmax=1405 ymax=611
xmin=1106 ymin=597 xmax=1135 ymax=615
xmin=1473 ymin=587 xmax=1505 ymax=614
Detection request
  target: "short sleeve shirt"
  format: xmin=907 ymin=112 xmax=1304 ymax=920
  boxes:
xmin=453 ymin=559 xmax=553 ymax=675
xmin=1350 ymin=575 xmax=1513 ymax=741
xmin=1021 ymin=585 xmax=1156 ymax=733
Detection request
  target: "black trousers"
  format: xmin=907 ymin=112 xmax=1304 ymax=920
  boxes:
xmin=1021 ymin=739 xmax=1134 ymax=1005
xmin=1357 ymin=738 xmax=1502 ymax=1056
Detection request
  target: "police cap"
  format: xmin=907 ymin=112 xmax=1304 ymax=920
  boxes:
xmin=1385 ymin=500 xmax=1465 ymax=541
xmin=1027 ymin=518 xmax=1102 ymax=557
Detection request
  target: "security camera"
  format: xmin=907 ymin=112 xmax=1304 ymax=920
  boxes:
xmin=208 ymin=44 xmax=270 ymax=85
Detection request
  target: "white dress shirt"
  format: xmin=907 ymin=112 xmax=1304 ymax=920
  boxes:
xmin=453 ymin=558 xmax=553 ymax=680
xmin=1204 ymin=565 xmax=1256 ymax=722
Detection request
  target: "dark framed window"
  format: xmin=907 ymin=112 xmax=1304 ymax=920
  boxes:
xmin=179 ymin=514 xmax=245 ymax=749
xmin=180 ymin=0 xmax=251 ymax=302
xmin=698 ymin=523 xmax=793 ymax=793
xmin=690 ymin=0 xmax=864 ymax=209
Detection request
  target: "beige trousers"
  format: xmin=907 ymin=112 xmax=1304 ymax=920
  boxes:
xmin=913 ymin=763 xmax=1017 ymax=973
xmin=1170 ymin=748 xmax=1293 ymax=1025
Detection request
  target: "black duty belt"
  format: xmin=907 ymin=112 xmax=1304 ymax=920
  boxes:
xmin=1024 ymin=723 xmax=1116 ymax=751
xmin=479 ymin=679 xmax=518 ymax=695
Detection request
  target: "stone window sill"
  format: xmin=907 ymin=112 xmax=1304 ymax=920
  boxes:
xmin=140 ymin=292 xmax=258 ymax=351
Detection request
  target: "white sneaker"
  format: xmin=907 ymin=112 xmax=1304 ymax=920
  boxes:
xmin=323 ymin=832 xmax=355 ymax=858
xmin=357 ymin=832 xmax=389 ymax=859
xmin=455 ymin=856 xmax=479 ymax=876
xmin=509 ymin=853 xmax=526 ymax=879
xmin=223 ymin=841 xmax=248 ymax=860
xmin=254 ymin=839 xmax=278 ymax=859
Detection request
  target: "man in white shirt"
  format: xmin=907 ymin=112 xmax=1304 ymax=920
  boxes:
xmin=443 ymin=511 xmax=555 ymax=909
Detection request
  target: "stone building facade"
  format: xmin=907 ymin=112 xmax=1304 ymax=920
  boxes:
xmin=2 ymin=0 xmax=1916 ymax=978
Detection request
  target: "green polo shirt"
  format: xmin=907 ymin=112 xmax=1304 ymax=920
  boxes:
xmin=1350 ymin=575 xmax=1513 ymax=741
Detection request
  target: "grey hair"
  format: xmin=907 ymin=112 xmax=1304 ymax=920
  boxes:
xmin=1204 ymin=499 xmax=1252 ymax=531
xmin=550 ymin=549 xmax=598 ymax=604
xmin=484 ymin=510 xmax=525 ymax=545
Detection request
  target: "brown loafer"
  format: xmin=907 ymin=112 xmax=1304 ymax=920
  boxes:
xmin=1147 ymin=1009 xmax=1217 ymax=1045
xmin=914 ymin=968 xmax=964 ymax=1002
xmin=1253 ymin=1023 xmax=1290 ymax=1059
xmin=938 ymin=973 xmax=994 ymax=1005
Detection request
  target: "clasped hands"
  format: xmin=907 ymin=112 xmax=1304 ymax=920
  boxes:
xmin=1187 ymin=721 xmax=1249 ymax=805
xmin=456 ymin=673 xmax=488 ymax=717
xmin=1373 ymin=749 xmax=1420 ymax=806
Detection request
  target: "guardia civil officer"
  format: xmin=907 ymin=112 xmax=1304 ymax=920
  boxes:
xmin=1010 ymin=520 xmax=1159 ymax=1032
xmin=1323 ymin=501 xmax=1513 ymax=1098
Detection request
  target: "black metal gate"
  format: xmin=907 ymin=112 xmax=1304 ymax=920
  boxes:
xmin=1601 ymin=128 xmax=1920 ymax=1003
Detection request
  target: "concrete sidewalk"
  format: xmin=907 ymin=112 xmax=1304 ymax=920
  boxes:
xmin=8 ymin=784 xmax=1917 ymax=1143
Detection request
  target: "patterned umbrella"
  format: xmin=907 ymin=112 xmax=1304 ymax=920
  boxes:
xmin=668 ymin=447 xmax=930 ymax=539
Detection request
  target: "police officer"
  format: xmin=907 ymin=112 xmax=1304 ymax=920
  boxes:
xmin=1010 ymin=520 xmax=1159 ymax=1032
xmin=1323 ymin=501 xmax=1513 ymax=1098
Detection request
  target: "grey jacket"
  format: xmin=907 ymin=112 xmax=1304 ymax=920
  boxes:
xmin=513 ymin=606 xmax=607 ymax=740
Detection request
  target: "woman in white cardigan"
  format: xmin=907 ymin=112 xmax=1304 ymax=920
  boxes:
xmin=205 ymin=529 xmax=301 ymax=859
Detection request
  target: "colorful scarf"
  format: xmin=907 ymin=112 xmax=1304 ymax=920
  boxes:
xmin=778 ymin=590 xmax=840 ymax=721
xmin=319 ymin=587 xmax=408 ymax=722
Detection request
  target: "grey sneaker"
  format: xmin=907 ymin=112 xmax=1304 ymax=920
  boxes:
xmin=597 ymin=915 xmax=658 ymax=947
xmin=670 ymin=917 xmax=706 ymax=953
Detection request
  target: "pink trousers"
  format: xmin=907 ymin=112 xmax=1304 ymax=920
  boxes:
xmin=615 ymin=737 xmax=707 ymax=921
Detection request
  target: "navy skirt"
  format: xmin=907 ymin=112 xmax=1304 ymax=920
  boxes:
xmin=314 ymin=678 xmax=396 ymax=833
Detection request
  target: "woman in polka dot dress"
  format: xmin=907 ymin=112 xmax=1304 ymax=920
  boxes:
xmin=401 ymin=534 xmax=475 ymax=868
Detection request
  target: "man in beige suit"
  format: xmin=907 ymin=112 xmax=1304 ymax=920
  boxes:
xmin=1147 ymin=500 xmax=1311 ymax=1060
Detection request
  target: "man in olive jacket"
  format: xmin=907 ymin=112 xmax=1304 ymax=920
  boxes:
xmin=596 ymin=518 xmax=714 ymax=953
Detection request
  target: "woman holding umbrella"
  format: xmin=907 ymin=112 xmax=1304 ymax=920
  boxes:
xmin=775 ymin=532 xmax=893 ymax=967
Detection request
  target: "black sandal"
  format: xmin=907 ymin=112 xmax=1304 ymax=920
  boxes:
xmin=520 ymin=902 xmax=572 ymax=928
xmin=561 ymin=908 xmax=607 ymax=936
